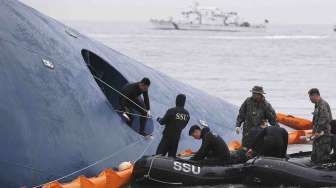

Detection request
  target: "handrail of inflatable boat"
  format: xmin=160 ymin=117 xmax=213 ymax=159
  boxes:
xmin=288 ymin=151 xmax=312 ymax=158
xmin=144 ymin=155 xmax=183 ymax=185
xmin=247 ymin=151 xmax=312 ymax=165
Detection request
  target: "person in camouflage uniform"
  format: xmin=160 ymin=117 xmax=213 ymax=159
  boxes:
xmin=308 ymin=88 xmax=333 ymax=163
xmin=235 ymin=86 xmax=279 ymax=147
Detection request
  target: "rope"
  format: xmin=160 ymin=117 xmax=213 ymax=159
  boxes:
xmin=32 ymin=135 xmax=155 ymax=188
xmin=113 ymin=109 xmax=153 ymax=119
xmin=93 ymin=75 xmax=149 ymax=113
xmin=144 ymin=156 xmax=183 ymax=185
xmin=32 ymin=58 xmax=167 ymax=187
xmin=33 ymin=109 xmax=160 ymax=187
xmin=92 ymin=75 xmax=157 ymax=120
xmin=134 ymin=136 xmax=157 ymax=163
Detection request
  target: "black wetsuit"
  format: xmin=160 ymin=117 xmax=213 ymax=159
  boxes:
xmin=191 ymin=127 xmax=231 ymax=165
xmin=251 ymin=126 xmax=288 ymax=158
xmin=329 ymin=120 xmax=336 ymax=160
xmin=119 ymin=82 xmax=150 ymax=134
xmin=156 ymin=94 xmax=190 ymax=157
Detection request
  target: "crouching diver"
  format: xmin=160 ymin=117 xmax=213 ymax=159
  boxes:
xmin=119 ymin=77 xmax=151 ymax=136
xmin=330 ymin=120 xmax=336 ymax=160
xmin=247 ymin=120 xmax=288 ymax=158
xmin=189 ymin=125 xmax=231 ymax=165
xmin=156 ymin=94 xmax=190 ymax=157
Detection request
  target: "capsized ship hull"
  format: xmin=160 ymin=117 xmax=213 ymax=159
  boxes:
xmin=0 ymin=0 xmax=238 ymax=187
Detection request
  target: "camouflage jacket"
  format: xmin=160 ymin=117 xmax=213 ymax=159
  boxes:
xmin=236 ymin=97 xmax=279 ymax=129
xmin=312 ymin=98 xmax=332 ymax=134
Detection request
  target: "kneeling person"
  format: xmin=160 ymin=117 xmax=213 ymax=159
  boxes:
xmin=156 ymin=94 xmax=190 ymax=157
xmin=248 ymin=120 xmax=288 ymax=158
xmin=189 ymin=125 xmax=230 ymax=165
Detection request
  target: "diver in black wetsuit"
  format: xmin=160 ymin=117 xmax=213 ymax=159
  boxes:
xmin=156 ymin=94 xmax=190 ymax=157
xmin=189 ymin=125 xmax=231 ymax=165
xmin=329 ymin=120 xmax=336 ymax=160
xmin=247 ymin=120 xmax=288 ymax=158
xmin=119 ymin=78 xmax=151 ymax=136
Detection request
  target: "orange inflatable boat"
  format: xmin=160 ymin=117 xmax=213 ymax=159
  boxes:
xmin=43 ymin=166 xmax=133 ymax=188
xmin=226 ymin=130 xmax=313 ymax=147
xmin=288 ymin=129 xmax=312 ymax=144
xmin=228 ymin=140 xmax=242 ymax=151
xmin=178 ymin=140 xmax=244 ymax=157
xmin=277 ymin=113 xmax=312 ymax=130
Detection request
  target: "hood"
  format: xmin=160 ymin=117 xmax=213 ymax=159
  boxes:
xmin=201 ymin=127 xmax=210 ymax=139
xmin=176 ymin=94 xmax=186 ymax=107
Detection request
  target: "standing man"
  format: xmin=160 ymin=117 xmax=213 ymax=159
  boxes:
xmin=119 ymin=77 xmax=151 ymax=136
xmin=308 ymin=88 xmax=333 ymax=163
xmin=156 ymin=94 xmax=190 ymax=157
xmin=235 ymin=86 xmax=279 ymax=148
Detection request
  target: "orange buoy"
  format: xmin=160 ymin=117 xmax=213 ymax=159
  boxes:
xmin=43 ymin=166 xmax=133 ymax=188
xmin=228 ymin=140 xmax=242 ymax=151
xmin=179 ymin=149 xmax=194 ymax=157
xmin=277 ymin=113 xmax=312 ymax=130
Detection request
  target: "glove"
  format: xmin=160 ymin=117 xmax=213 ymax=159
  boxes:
xmin=156 ymin=117 xmax=162 ymax=122
xmin=199 ymin=120 xmax=209 ymax=127
xmin=122 ymin=112 xmax=131 ymax=122
xmin=147 ymin=110 xmax=151 ymax=117
xmin=235 ymin=127 xmax=240 ymax=134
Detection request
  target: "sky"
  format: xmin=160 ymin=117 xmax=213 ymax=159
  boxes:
xmin=20 ymin=0 xmax=336 ymax=24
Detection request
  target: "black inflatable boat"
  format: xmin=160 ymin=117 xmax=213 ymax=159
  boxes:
xmin=244 ymin=155 xmax=336 ymax=187
xmin=133 ymin=155 xmax=244 ymax=185
xmin=134 ymin=153 xmax=336 ymax=187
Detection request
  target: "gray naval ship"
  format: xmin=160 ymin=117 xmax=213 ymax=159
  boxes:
xmin=0 ymin=0 xmax=239 ymax=187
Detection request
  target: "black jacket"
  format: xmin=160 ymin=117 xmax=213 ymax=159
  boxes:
xmin=120 ymin=82 xmax=150 ymax=110
xmin=191 ymin=127 xmax=230 ymax=162
xmin=251 ymin=126 xmax=288 ymax=157
xmin=159 ymin=94 xmax=189 ymax=139
xmin=246 ymin=126 xmax=264 ymax=150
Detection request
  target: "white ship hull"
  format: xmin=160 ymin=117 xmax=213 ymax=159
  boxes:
xmin=150 ymin=19 xmax=178 ymax=30
xmin=176 ymin=23 xmax=265 ymax=32
xmin=150 ymin=20 xmax=266 ymax=32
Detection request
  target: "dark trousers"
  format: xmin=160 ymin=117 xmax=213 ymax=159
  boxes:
xmin=242 ymin=126 xmax=253 ymax=148
xmin=120 ymin=98 xmax=147 ymax=133
xmin=156 ymin=137 xmax=179 ymax=157
xmin=311 ymin=135 xmax=332 ymax=163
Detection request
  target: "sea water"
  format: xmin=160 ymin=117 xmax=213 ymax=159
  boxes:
xmin=68 ymin=22 xmax=336 ymax=119
xmin=67 ymin=21 xmax=336 ymax=187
